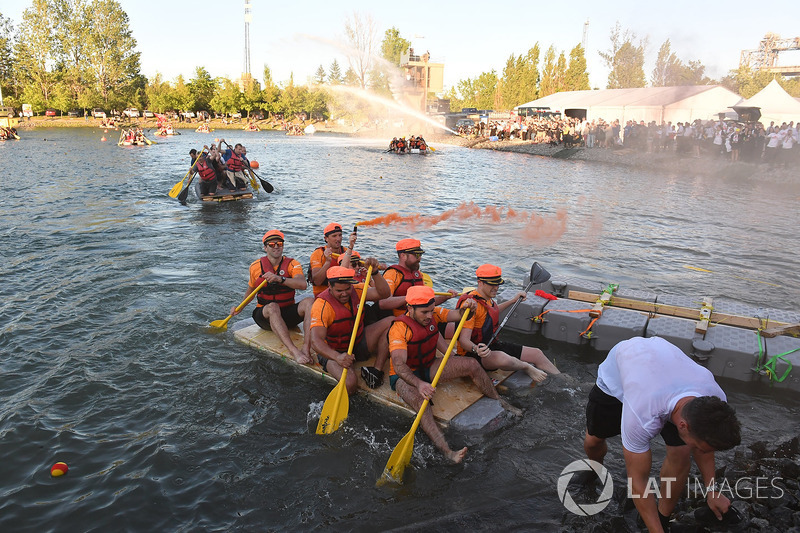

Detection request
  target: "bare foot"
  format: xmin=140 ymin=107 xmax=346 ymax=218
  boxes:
xmin=526 ymin=365 xmax=548 ymax=383
xmin=446 ymin=446 xmax=468 ymax=463
xmin=289 ymin=347 xmax=310 ymax=364
xmin=298 ymin=344 xmax=313 ymax=364
xmin=500 ymin=399 xmax=523 ymax=417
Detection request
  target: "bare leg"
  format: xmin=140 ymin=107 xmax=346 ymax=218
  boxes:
xmin=395 ymin=379 xmax=467 ymax=463
xmin=584 ymin=431 xmax=607 ymax=463
xmin=434 ymin=356 xmax=499 ymax=400
xmin=261 ymin=304 xmax=305 ymax=362
xmin=520 ymin=346 xmax=560 ymax=374
xmin=365 ymin=316 xmax=394 ymax=372
xmin=296 ymin=298 xmax=314 ymax=364
xmin=482 ymin=350 xmax=548 ymax=383
xmin=322 ymin=359 xmax=359 ymax=395
xmin=658 ymin=445 xmax=692 ymax=517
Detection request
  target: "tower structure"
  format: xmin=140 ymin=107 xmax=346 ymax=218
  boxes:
xmin=244 ymin=1 xmax=252 ymax=76
xmin=582 ymin=19 xmax=589 ymax=51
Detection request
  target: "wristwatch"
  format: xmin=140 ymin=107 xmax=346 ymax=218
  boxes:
xmin=471 ymin=344 xmax=478 ymax=354
xmin=280 ymin=276 xmax=286 ymax=284
xmin=706 ymin=481 xmax=721 ymax=494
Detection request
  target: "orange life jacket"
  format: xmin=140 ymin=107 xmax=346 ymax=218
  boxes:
xmin=392 ymin=314 xmax=439 ymax=373
xmin=457 ymin=291 xmax=499 ymax=345
xmin=226 ymin=151 xmax=244 ymax=172
xmin=317 ymin=288 xmax=364 ymax=352
xmin=196 ymin=158 xmax=217 ymax=181
xmin=385 ymin=264 xmax=424 ymax=316
xmin=256 ymin=256 xmax=295 ymax=308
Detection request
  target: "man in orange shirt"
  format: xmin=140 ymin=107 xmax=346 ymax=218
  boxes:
xmin=232 ymin=230 xmax=314 ymax=364
xmin=308 ymin=223 xmax=357 ymax=296
xmin=456 ymin=264 xmax=559 ymax=383
xmin=377 ymin=238 xmax=456 ymax=319
xmin=309 ymin=264 xmax=391 ymax=394
xmin=389 ymin=286 xmax=514 ymax=463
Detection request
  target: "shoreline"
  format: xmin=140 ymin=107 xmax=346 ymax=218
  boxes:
xmin=13 ymin=118 xmax=798 ymax=184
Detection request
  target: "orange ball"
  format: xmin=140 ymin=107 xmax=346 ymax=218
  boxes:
xmin=250 ymin=160 xmax=259 ymax=169
xmin=101 ymin=137 xmax=106 ymax=142
xmin=51 ymin=462 xmax=68 ymax=477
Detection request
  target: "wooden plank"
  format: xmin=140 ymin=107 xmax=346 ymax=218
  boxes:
xmin=567 ymin=291 xmax=792 ymax=331
xmin=760 ymin=323 xmax=800 ymax=338
xmin=233 ymin=323 xmax=511 ymax=427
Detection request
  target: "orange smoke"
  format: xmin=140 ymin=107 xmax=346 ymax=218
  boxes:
xmin=357 ymin=202 xmax=568 ymax=245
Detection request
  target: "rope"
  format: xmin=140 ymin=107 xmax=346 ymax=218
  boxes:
xmin=754 ymin=330 xmax=798 ymax=383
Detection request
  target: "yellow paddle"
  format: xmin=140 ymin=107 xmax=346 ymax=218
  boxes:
xmin=428 ymin=146 xmax=436 ymax=152
xmin=422 ymin=272 xmax=433 ymax=287
xmin=209 ymin=278 xmax=269 ymax=331
xmin=316 ymin=265 xmax=374 ymax=435
xmin=247 ymin=167 xmax=259 ymax=191
xmin=169 ymin=149 xmax=205 ymax=198
xmin=380 ymin=308 xmax=471 ymax=484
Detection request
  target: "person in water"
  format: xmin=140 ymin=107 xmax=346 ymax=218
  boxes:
xmin=231 ymin=230 xmax=314 ymax=364
xmin=389 ymin=286 xmax=517 ymax=463
xmin=308 ymin=223 xmax=357 ymax=297
xmin=582 ymin=336 xmax=741 ymax=532
xmin=309 ymin=265 xmax=391 ymax=395
xmin=453 ymin=264 xmax=559 ymax=383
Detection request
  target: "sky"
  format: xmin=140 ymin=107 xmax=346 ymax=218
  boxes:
xmin=4 ymin=0 xmax=800 ymax=93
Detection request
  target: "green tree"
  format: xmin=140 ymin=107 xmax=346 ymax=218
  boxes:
xmin=84 ymin=0 xmax=142 ymax=105
xmin=380 ymin=26 xmax=410 ymax=66
xmin=564 ymin=44 xmax=590 ymax=91
xmin=314 ymin=64 xmax=326 ymax=85
xmin=261 ymin=65 xmax=280 ymax=115
xmin=172 ymin=75 xmax=194 ymax=112
xmin=15 ymin=0 xmax=60 ymax=110
xmin=600 ymin=22 xmax=646 ymax=88
xmin=343 ymin=66 xmax=359 ymax=86
xmin=0 ymin=12 xmax=15 ymax=102
xmin=555 ymin=51 xmax=567 ymax=92
xmin=242 ymin=78 xmax=262 ymax=117
xmin=540 ymin=45 xmax=557 ymax=97
xmin=455 ymin=71 xmax=497 ymax=110
xmin=145 ymin=72 xmax=174 ymax=112
xmin=52 ymin=0 xmax=91 ymax=106
xmin=210 ymin=77 xmax=242 ymax=115
xmin=189 ymin=66 xmax=216 ymax=110
xmin=328 ymin=59 xmax=342 ymax=84
xmin=652 ymin=39 xmax=682 ymax=86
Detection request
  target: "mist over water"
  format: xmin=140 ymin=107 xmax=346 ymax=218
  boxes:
xmin=1 ymin=128 xmax=798 ymax=530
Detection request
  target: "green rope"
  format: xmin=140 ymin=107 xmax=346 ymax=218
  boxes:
xmin=755 ymin=331 xmax=799 ymax=383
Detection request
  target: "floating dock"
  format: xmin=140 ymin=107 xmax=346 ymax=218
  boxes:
xmin=496 ymin=274 xmax=800 ymax=393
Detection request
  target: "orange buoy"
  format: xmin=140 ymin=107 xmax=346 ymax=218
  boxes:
xmin=101 ymin=136 xmax=106 ymax=142
xmin=250 ymin=160 xmax=259 ymax=169
xmin=51 ymin=462 xmax=68 ymax=477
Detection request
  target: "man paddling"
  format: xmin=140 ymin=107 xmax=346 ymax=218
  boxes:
xmin=454 ymin=264 xmax=559 ymax=383
xmin=308 ymin=223 xmax=357 ymax=297
xmin=309 ymin=265 xmax=391 ymax=395
xmin=377 ymin=238 xmax=456 ymax=319
xmin=231 ymin=230 xmax=314 ymax=363
xmin=582 ymin=336 xmax=741 ymax=532
xmin=218 ymin=138 xmax=248 ymax=191
xmin=389 ymin=286 xmax=518 ymax=463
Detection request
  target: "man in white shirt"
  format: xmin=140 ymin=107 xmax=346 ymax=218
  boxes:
xmin=582 ymin=336 xmax=740 ymax=533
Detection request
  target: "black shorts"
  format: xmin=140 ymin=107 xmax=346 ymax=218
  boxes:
xmin=389 ymin=366 xmax=432 ymax=391
xmin=316 ymin=336 xmax=370 ymax=372
xmin=585 ymin=385 xmax=685 ymax=447
xmin=252 ymin=303 xmax=303 ymax=331
xmin=466 ymin=339 xmax=524 ymax=369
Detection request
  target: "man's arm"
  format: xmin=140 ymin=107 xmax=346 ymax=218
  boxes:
xmin=364 ymin=258 xmax=390 ymax=300
xmin=310 ymin=326 xmax=352 ymax=368
xmin=391 ymin=348 xmax=435 ymax=399
xmin=694 ymin=448 xmax=730 ymax=519
xmin=624 ymin=448 xmax=664 ymax=533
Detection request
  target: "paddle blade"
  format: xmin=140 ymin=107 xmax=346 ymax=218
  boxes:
xmin=530 ymin=262 xmax=551 ymax=284
xmin=422 ymin=272 xmax=433 ymax=287
xmin=316 ymin=378 xmax=349 ymax=434
xmin=168 ymin=180 xmax=184 ymax=198
xmin=177 ymin=184 xmax=190 ymax=203
xmin=381 ymin=428 xmax=416 ymax=484
xmin=259 ymin=177 xmax=274 ymax=193
xmin=209 ymin=315 xmax=232 ymax=330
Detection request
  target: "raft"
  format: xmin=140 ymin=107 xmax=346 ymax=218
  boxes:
xmin=231 ymin=318 xmax=519 ymax=430
xmin=496 ymin=273 xmax=800 ymax=393
xmin=193 ymin=179 xmax=254 ymax=202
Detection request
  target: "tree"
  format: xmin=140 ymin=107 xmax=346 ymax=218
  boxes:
xmin=555 ymin=51 xmax=567 ymax=92
xmin=652 ymin=39 xmax=682 ymax=86
xmin=343 ymin=66 xmax=359 ymax=86
xmin=189 ymin=66 xmax=216 ymax=110
xmin=261 ymin=65 xmax=280 ymax=114
xmin=83 ymin=0 xmax=142 ymax=105
xmin=15 ymin=0 xmax=61 ymax=109
xmin=380 ymin=27 xmax=410 ymax=67
xmin=564 ymin=44 xmax=590 ymax=91
xmin=540 ymin=45 xmax=558 ymax=97
xmin=0 ymin=13 xmax=15 ymax=101
xmin=328 ymin=59 xmax=342 ymax=85
xmin=144 ymin=72 xmax=173 ymax=112
xmin=343 ymin=12 xmax=378 ymax=90
xmin=172 ymin=75 xmax=194 ymax=112
xmin=314 ymin=64 xmax=326 ymax=85
xmin=454 ymin=71 xmax=497 ymax=110
xmin=600 ymin=22 xmax=646 ymax=89
xmin=210 ymin=77 xmax=242 ymax=115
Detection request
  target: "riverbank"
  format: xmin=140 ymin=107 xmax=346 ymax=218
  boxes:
xmin=423 ymin=133 xmax=799 ymax=185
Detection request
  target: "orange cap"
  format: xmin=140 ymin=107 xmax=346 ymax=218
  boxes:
xmin=326 ymin=266 xmax=356 ymax=283
xmin=396 ymin=238 xmax=423 ymax=253
xmin=476 ymin=264 xmax=504 ymax=285
xmin=406 ymin=286 xmax=436 ymax=306
xmin=324 ymin=223 xmax=342 ymax=237
xmin=262 ymin=230 xmax=285 ymax=243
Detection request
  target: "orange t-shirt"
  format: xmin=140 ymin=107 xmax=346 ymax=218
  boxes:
xmin=388 ymin=307 xmax=450 ymax=375
xmin=457 ymin=291 xmax=494 ymax=354
xmin=309 ymin=287 xmax=365 ymax=331
xmin=248 ymin=256 xmax=303 ymax=290
xmin=309 ymin=247 xmax=343 ymax=296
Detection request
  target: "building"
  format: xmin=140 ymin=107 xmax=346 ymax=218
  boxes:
xmin=398 ymin=49 xmax=444 ymax=113
xmin=515 ymin=86 xmax=742 ymax=124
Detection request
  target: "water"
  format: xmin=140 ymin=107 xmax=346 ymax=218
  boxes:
xmin=1 ymin=128 xmax=798 ymax=531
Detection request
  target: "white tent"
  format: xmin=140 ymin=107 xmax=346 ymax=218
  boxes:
xmin=515 ymin=86 xmax=742 ymax=124
xmin=733 ymin=80 xmax=800 ymax=126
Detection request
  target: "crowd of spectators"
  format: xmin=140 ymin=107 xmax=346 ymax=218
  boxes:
xmin=457 ymin=115 xmax=799 ymax=166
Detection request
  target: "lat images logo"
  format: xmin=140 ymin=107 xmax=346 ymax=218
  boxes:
xmin=557 ymin=459 xmax=614 ymax=516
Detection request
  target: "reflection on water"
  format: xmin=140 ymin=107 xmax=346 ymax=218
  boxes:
xmin=1 ymin=128 xmax=798 ymax=530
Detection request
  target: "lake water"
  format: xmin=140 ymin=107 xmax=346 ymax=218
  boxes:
xmin=1 ymin=128 xmax=798 ymax=531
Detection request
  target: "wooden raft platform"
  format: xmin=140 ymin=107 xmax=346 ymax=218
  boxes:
xmin=195 ymin=181 xmax=254 ymax=202
xmin=231 ymin=320 xmax=512 ymax=427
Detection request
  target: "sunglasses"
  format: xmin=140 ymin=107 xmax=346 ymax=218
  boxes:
xmin=265 ymin=241 xmax=284 ymax=248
